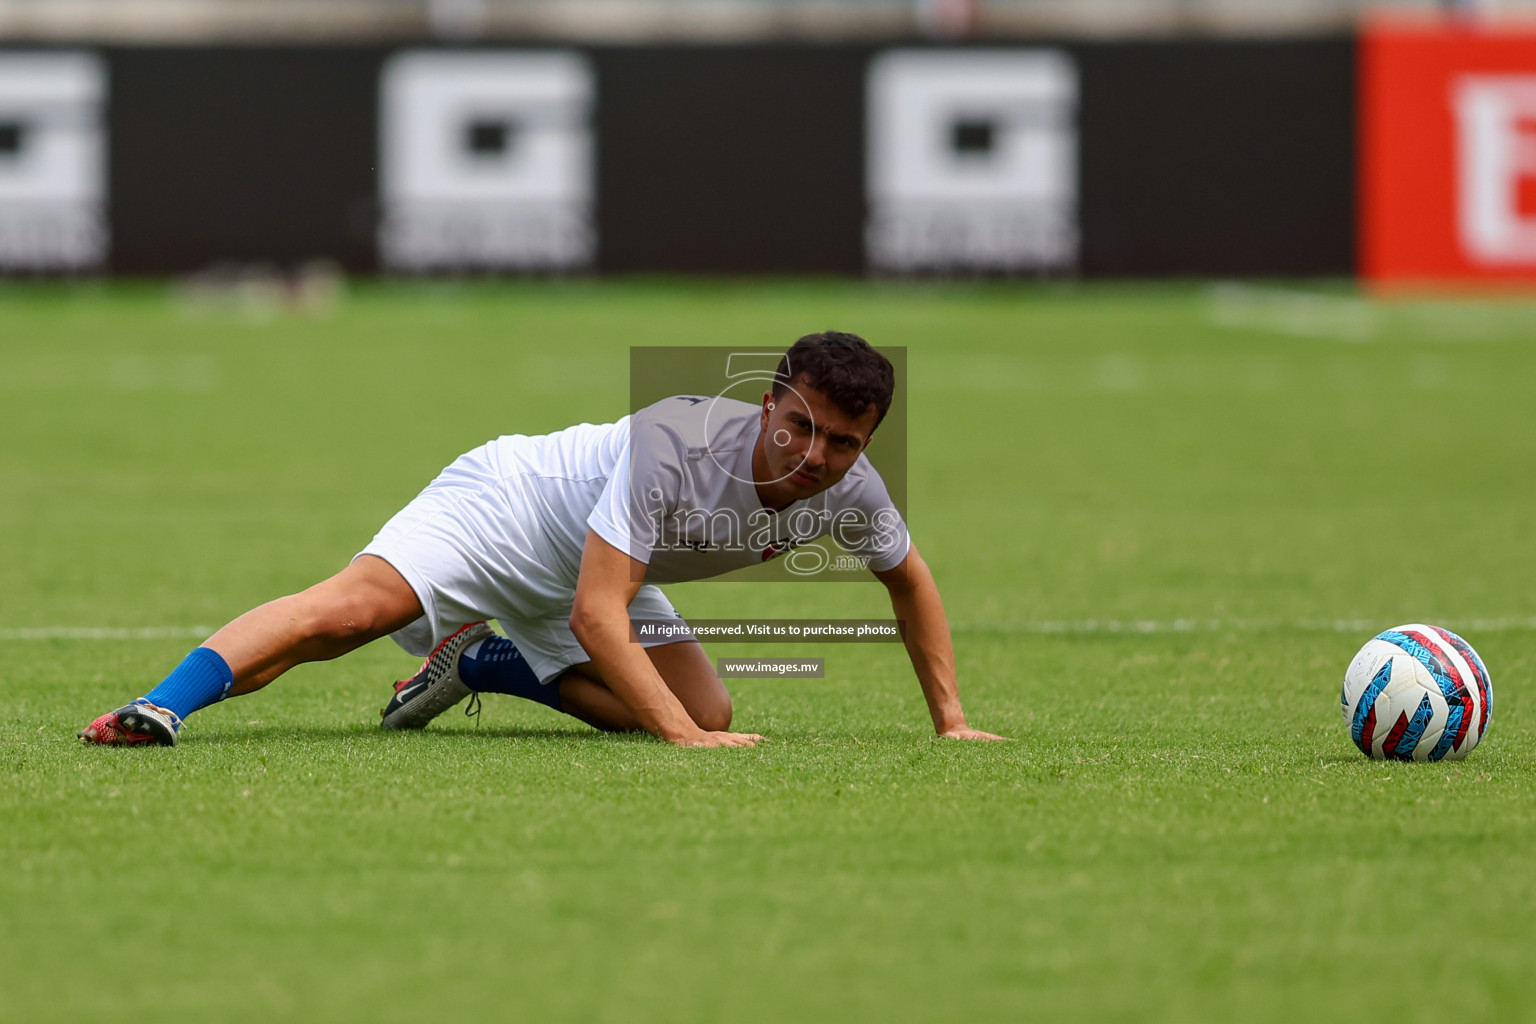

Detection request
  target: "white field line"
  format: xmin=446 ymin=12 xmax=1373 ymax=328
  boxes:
xmin=6 ymin=618 xmax=1536 ymax=640
xmin=0 ymin=626 xmax=214 ymax=641
xmin=958 ymin=617 xmax=1536 ymax=635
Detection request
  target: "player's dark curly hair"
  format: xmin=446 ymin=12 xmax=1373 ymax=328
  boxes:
xmin=772 ymin=332 xmax=895 ymax=429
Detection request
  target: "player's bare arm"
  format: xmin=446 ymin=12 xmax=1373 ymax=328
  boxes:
xmin=875 ymin=544 xmax=1009 ymax=742
xmin=569 ymin=530 xmax=763 ymax=748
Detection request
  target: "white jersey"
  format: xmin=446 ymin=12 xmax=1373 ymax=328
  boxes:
xmin=361 ymin=395 xmax=909 ymax=678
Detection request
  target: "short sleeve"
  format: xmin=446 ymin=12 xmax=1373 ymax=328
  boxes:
xmin=829 ymin=460 xmax=911 ymax=573
xmin=586 ymin=419 xmax=683 ymax=565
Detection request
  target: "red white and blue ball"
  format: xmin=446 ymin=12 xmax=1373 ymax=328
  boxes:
xmin=1341 ymin=624 xmax=1492 ymax=761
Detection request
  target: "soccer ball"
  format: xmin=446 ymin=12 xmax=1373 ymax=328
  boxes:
xmin=1341 ymin=624 xmax=1492 ymax=761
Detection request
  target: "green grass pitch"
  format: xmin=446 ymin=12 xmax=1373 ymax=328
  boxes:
xmin=2 ymin=280 xmax=1534 ymax=1022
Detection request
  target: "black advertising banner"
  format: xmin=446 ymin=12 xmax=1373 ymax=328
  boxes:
xmin=0 ymin=40 xmax=1357 ymax=277
xmin=595 ymin=46 xmax=868 ymax=275
xmin=1075 ymin=38 xmax=1355 ymax=276
xmin=108 ymin=47 xmax=384 ymax=274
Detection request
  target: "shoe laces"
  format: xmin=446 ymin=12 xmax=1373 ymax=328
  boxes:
xmin=131 ymin=698 xmax=183 ymax=731
xmin=463 ymin=691 xmax=482 ymax=727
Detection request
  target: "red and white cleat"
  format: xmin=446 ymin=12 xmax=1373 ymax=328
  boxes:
xmin=78 ymin=700 xmax=182 ymax=746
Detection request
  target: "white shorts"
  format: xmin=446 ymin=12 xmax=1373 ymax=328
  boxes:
xmin=357 ymin=442 xmax=693 ymax=684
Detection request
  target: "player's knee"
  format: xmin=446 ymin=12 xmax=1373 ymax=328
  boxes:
xmin=692 ymin=691 xmax=733 ymax=732
xmin=294 ymin=558 xmax=419 ymax=650
xmin=291 ymin=589 xmax=388 ymax=649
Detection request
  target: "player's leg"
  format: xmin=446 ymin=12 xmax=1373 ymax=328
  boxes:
xmin=376 ymin=585 xmax=733 ymax=735
xmin=558 ymin=640 xmax=733 ymax=733
xmin=209 ymin=555 xmax=423 ymax=695
xmin=79 ymin=555 xmax=421 ymax=746
xmin=383 ymin=629 xmax=732 ymax=735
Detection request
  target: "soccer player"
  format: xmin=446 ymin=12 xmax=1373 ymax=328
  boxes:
xmin=79 ymin=333 xmax=1005 ymax=749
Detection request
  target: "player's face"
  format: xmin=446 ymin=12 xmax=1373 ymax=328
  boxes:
xmin=753 ymin=379 xmax=880 ymax=507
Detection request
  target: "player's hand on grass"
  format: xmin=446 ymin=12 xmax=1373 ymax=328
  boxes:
xmin=939 ymin=726 xmax=1011 ymax=741
xmin=674 ymin=730 xmax=765 ymax=748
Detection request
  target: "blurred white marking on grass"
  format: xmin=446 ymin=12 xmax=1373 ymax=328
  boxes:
xmin=1094 ymin=353 xmax=1144 ymax=391
xmin=0 ymin=626 xmax=213 ymax=640
xmin=1208 ymin=282 xmax=1536 ymax=343
xmin=1207 ymin=283 xmax=1377 ymax=342
xmin=0 ymin=353 xmax=220 ymax=393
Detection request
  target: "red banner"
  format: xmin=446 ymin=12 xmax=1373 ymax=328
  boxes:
xmin=1361 ymin=22 xmax=1536 ymax=286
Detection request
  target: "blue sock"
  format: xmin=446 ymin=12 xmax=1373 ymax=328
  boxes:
xmin=141 ymin=647 xmax=234 ymax=721
xmin=459 ymin=636 xmax=563 ymax=712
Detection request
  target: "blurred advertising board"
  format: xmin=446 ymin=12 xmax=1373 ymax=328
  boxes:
xmin=0 ymin=41 xmax=1354 ymax=278
xmin=1361 ymin=22 xmax=1536 ymax=286
xmin=378 ymin=50 xmax=595 ymax=272
xmin=0 ymin=52 xmax=106 ymax=271
xmin=865 ymin=49 xmax=1078 ymax=274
